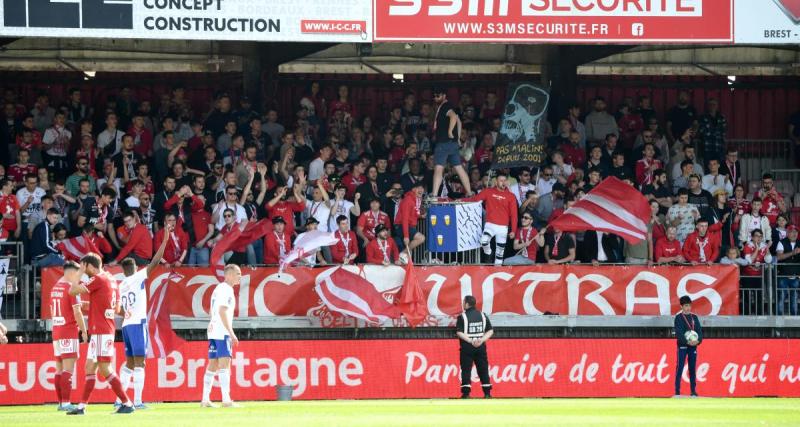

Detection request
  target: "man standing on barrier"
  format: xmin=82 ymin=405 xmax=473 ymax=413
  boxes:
xmin=456 ymin=295 xmax=493 ymax=399
xmin=674 ymin=295 xmax=703 ymax=398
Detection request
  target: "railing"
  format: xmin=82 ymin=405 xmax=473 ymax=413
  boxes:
xmin=0 ymin=242 xmax=27 ymax=320
xmin=728 ymin=139 xmax=795 ymax=185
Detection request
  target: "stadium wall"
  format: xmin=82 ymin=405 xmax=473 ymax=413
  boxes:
xmin=2 ymin=339 xmax=799 ymax=403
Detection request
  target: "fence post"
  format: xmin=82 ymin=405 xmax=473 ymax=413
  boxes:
xmin=765 ymin=264 xmax=774 ymax=316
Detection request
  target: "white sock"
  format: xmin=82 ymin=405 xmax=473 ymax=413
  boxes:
xmin=202 ymin=370 xmax=216 ymax=402
xmin=133 ymin=367 xmax=145 ymax=405
xmin=117 ymin=366 xmax=133 ymax=404
xmin=218 ymin=369 xmax=231 ymax=402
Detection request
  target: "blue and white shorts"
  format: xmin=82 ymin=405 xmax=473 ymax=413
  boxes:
xmin=208 ymin=336 xmax=232 ymax=359
xmin=122 ymin=321 xmax=149 ymax=357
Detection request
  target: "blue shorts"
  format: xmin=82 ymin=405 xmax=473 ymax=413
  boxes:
xmin=394 ymin=225 xmax=418 ymax=252
xmin=208 ymin=336 xmax=232 ymax=359
xmin=122 ymin=321 xmax=149 ymax=357
xmin=434 ymin=140 xmax=461 ymax=166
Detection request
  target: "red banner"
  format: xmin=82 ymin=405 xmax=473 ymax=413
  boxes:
xmin=41 ymin=264 xmax=740 ymax=324
xmin=373 ymin=0 xmax=733 ymax=43
xmin=1 ymin=339 xmax=799 ymax=404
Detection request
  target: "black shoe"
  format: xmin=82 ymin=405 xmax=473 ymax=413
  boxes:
xmin=115 ymin=405 xmax=135 ymax=414
xmin=66 ymin=408 xmax=85 ymax=415
xmin=484 ymin=393 xmax=492 ymax=399
xmin=461 ymin=394 xmax=470 ymax=399
xmin=690 ymin=392 xmax=698 ymax=398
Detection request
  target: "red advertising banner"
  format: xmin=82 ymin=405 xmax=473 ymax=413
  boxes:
xmin=373 ymin=0 xmax=734 ymax=43
xmin=1 ymin=339 xmax=799 ymax=404
xmin=40 ymin=265 xmax=740 ymax=324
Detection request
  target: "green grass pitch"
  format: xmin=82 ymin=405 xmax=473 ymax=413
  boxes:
xmin=3 ymin=398 xmax=800 ymax=426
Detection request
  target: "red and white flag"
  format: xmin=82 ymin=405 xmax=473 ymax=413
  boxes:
xmin=395 ymin=260 xmax=429 ymax=327
xmin=315 ymin=267 xmax=401 ymax=324
xmin=548 ymin=176 xmax=651 ymax=244
xmin=146 ymin=271 xmax=186 ymax=359
xmin=210 ymin=219 xmax=272 ymax=279
xmin=56 ymin=236 xmax=100 ymax=261
xmin=280 ymin=230 xmax=339 ymax=272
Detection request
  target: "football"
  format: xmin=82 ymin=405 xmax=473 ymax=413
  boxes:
xmin=685 ymin=330 xmax=699 ymax=342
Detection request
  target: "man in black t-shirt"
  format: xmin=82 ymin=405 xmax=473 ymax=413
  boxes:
xmin=666 ymin=90 xmax=697 ymax=143
xmin=544 ymin=229 xmax=576 ymax=264
xmin=431 ymin=87 xmax=471 ymax=198
xmin=642 ymin=169 xmax=673 ymax=216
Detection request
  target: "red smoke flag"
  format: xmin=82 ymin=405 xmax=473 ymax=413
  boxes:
xmin=548 ymin=176 xmax=651 ymax=244
xmin=146 ymin=271 xmax=186 ymax=359
xmin=315 ymin=267 xmax=401 ymax=324
xmin=56 ymin=236 xmax=100 ymax=261
xmin=395 ymin=260 xmax=428 ymax=327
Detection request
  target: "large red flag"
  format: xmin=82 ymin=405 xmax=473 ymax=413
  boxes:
xmin=210 ymin=219 xmax=272 ymax=278
xmin=395 ymin=260 xmax=428 ymax=327
xmin=548 ymin=176 xmax=651 ymax=244
xmin=146 ymin=271 xmax=186 ymax=359
xmin=315 ymin=267 xmax=401 ymax=324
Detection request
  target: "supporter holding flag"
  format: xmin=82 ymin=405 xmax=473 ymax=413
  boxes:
xmin=367 ymin=224 xmax=401 ymax=265
xmin=682 ymin=219 xmax=719 ymax=266
xmin=504 ymin=218 xmax=545 ymax=266
xmin=331 ymin=215 xmax=358 ymax=265
xmin=293 ymin=218 xmax=327 ymax=266
xmin=465 ymin=172 xmax=518 ymax=265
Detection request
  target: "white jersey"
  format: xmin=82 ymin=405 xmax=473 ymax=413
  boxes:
xmin=208 ymin=283 xmax=236 ymax=340
xmin=119 ymin=269 xmax=149 ymax=327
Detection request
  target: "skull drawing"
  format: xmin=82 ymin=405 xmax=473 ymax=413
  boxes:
xmin=500 ymin=84 xmax=550 ymax=143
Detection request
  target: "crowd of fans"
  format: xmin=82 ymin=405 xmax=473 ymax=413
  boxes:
xmin=0 ymin=84 xmax=798 ymax=310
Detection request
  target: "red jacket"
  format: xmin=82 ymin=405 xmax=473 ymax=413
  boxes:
xmin=330 ymin=230 xmax=359 ymax=263
xmin=654 ymin=237 xmax=681 ymax=262
xmin=127 ymin=126 xmax=153 ymax=156
xmin=115 ymin=224 xmax=153 ymax=262
xmin=265 ymin=200 xmax=305 ymax=236
xmin=634 ymin=158 xmax=663 ymax=186
xmin=154 ymin=228 xmax=189 ymax=264
xmin=465 ymin=187 xmax=519 ymax=234
xmin=559 ymin=142 xmax=585 ymax=168
xmin=264 ymin=231 xmax=292 ymax=265
xmin=742 ymin=242 xmax=770 ymax=276
xmin=395 ymin=192 xmax=422 ymax=239
xmin=357 ymin=210 xmax=391 ymax=241
xmin=87 ymin=232 xmax=113 ymax=256
xmin=366 ymin=238 xmax=399 ymax=264
xmin=682 ymin=231 xmax=719 ymax=263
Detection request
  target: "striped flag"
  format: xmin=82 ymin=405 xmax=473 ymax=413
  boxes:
xmin=146 ymin=271 xmax=186 ymax=359
xmin=56 ymin=235 xmax=100 ymax=261
xmin=210 ymin=219 xmax=272 ymax=279
xmin=548 ymin=177 xmax=651 ymax=244
xmin=315 ymin=267 xmax=401 ymax=324
xmin=280 ymin=230 xmax=339 ymax=272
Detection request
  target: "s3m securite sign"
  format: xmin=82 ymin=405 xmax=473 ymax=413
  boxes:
xmin=0 ymin=0 xmax=372 ymax=42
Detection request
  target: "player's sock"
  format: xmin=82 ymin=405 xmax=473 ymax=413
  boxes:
xmin=494 ymin=242 xmax=506 ymax=265
xmin=117 ymin=366 xmax=133 ymax=404
xmin=107 ymin=373 xmax=131 ymax=406
xmin=218 ymin=369 xmax=231 ymax=402
xmin=60 ymin=371 xmax=73 ymax=405
xmin=133 ymin=367 xmax=145 ymax=405
xmin=55 ymin=372 xmax=63 ymax=405
xmin=80 ymin=374 xmax=97 ymax=407
xmin=480 ymin=232 xmax=491 ymax=255
xmin=202 ymin=370 xmax=215 ymax=402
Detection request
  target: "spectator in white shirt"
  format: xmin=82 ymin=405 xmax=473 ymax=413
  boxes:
xmin=702 ymin=158 xmax=733 ymax=197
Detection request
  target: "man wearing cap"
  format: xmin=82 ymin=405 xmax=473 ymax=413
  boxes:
xmin=295 ymin=217 xmax=326 ymax=266
xmin=776 ymin=225 xmax=800 ymax=315
xmin=431 ymin=87 xmax=472 ymax=199
xmin=456 ymin=295 xmax=493 ymax=399
xmin=264 ymin=216 xmax=292 ymax=265
xmin=674 ymin=295 xmax=702 ymax=397
xmin=366 ymin=224 xmax=401 ymax=265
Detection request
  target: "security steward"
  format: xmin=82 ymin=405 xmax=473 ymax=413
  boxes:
xmin=674 ymin=295 xmax=703 ymax=397
xmin=456 ymin=295 xmax=493 ymax=398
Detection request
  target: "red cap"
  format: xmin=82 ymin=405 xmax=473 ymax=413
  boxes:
xmin=788 ymin=225 xmax=799 ymax=232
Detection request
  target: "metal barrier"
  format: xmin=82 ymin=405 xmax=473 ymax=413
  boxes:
xmin=728 ymin=139 xmax=795 ymax=185
xmin=0 ymin=241 xmax=27 ymax=320
xmin=415 ymin=200 xmax=484 ymax=265
xmin=774 ymin=263 xmax=800 ymax=317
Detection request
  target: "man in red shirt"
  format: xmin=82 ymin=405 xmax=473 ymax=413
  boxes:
xmin=743 ymin=229 xmax=773 ymax=277
xmin=113 ymin=211 xmax=153 ymax=265
xmin=682 ymin=219 xmax=719 ymax=266
xmin=50 ymin=261 xmax=87 ymax=411
xmin=655 ymin=225 xmax=685 ymax=263
xmin=331 ymin=215 xmax=358 ymax=264
xmin=366 ymin=224 xmax=401 ymax=265
xmin=755 ymin=173 xmax=787 ymax=227
xmin=0 ymin=179 xmax=21 ymax=240
xmin=153 ymin=212 xmax=189 ymax=267
xmin=68 ymin=253 xmax=134 ymax=414
xmin=504 ymin=215 xmax=544 ymax=265
xmin=559 ymin=131 xmax=586 ymax=168
xmin=341 ymin=161 xmax=366 ymax=200
xmin=8 ymin=148 xmax=38 ymax=188
xmin=264 ymin=216 xmax=292 ymax=265
xmin=265 ymin=185 xmax=305 ymax=236
xmin=394 ymin=181 xmax=426 ymax=255
xmin=635 ymin=143 xmax=664 ymax=187
xmin=465 ymin=172 xmax=519 ymax=265
xmin=356 ymin=198 xmax=391 ymax=247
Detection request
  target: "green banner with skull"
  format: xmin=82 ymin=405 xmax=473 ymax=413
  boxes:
xmin=491 ymin=82 xmax=549 ymax=170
